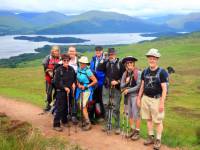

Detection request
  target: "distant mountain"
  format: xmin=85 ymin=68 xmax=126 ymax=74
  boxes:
xmin=36 ymin=10 xmax=173 ymax=34
xmin=166 ymin=13 xmax=200 ymax=31
xmin=17 ymin=11 xmax=70 ymax=27
xmin=1 ymin=10 xmax=200 ymax=34
xmin=145 ymin=14 xmax=183 ymax=25
xmin=0 ymin=11 xmax=34 ymax=34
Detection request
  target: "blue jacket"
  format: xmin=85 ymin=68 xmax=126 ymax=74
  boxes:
xmin=90 ymin=55 xmax=105 ymax=87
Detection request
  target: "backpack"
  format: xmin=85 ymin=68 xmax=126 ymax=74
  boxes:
xmin=77 ymin=66 xmax=97 ymax=87
xmin=105 ymin=59 xmax=121 ymax=71
xmin=143 ymin=67 xmax=169 ymax=94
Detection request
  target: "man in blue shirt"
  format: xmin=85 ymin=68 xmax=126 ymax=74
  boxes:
xmin=90 ymin=46 xmax=106 ymax=123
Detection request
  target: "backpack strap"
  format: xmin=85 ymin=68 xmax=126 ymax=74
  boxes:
xmin=156 ymin=67 xmax=163 ymax=83
xmin=143 ymin=67 xmax=149 ymax=78
xmin=133 ymin=68 xmax=139 ymax=81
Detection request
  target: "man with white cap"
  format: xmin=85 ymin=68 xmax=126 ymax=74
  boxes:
xmin=137 ymin=48 xmax=168 ymax=150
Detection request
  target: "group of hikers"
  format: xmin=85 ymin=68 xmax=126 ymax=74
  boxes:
xmin=42 ymin=45 xmax=169 ymax=150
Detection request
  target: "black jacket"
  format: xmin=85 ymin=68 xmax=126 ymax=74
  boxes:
xmin=97 ymin=58 xmax=125 ymax=89
xmin=53 ymin=65 xmax=76 ymax=90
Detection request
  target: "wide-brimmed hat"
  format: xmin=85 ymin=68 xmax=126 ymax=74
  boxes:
xmin=146 ymin=48 xmax=161 ymax=58
xmin=78 ymin=56 xmax=89 ymax=64
xmin=122 ymin=56 xmax=138 ymax=64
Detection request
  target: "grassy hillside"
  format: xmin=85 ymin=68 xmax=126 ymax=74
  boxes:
xmin=0 ymin=32 xmax=200 ymax=149
xmin=0 ymin=114 xmax=81 ymax=150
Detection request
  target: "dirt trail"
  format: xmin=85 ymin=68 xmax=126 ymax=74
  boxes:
xmin=0 ymin=96 xmax=178 ymax=150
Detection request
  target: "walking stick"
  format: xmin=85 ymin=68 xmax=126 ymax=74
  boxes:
xmin=126 ymin=110 xmax=129 ymax=139
xmin=66 ymin=93 xmax=71 ymax=136
xmin=107 ymin=85 xmax=114 ymax=135
xmin=72 ymin=89 xmax=78 ymax=133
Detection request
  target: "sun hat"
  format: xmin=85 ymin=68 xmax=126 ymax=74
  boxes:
xmin=146 ymin=48 xmax=161 ymax=58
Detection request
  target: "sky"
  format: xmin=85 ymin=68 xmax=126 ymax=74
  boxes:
xmin=1 ymin=0 xmax=200 ymax=17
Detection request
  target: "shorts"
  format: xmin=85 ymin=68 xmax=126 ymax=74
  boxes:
xmin=79 ymin=91 xmax=90 ymax=108
xmin=141 ymin=95 xmax=164 ymax=124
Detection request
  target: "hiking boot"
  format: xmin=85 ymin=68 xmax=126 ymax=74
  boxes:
xmin=131 ymin=130 xmax=140 ymax=141
xmin=79 ymin=121 xmax=86 ymax=128
xmin=72 ymin=116 xmax=79 ymax=125
xmin=115 ymin=128 xmax=121 ymax=135
xmin=53 ymin=127 xmax=63 ymax=132
xmin=98 ymin=118 xmax=105 ymax=123
xmin=90 ymin=119 xmax=97 ymax=125
xmin=128 ymin=129 xmax=136 ymax=138
xmin=62 ymin=123 xmax=70 ymax=128
xmin=153 ymin=139 xmax=161 ymax=150
xmin=144 ymin=135 xmax=155 ymax=145
xmin=102 ymin=125 xmax=108 ymax=132
xmin=82 ymin=122 xmax=92 ymax=131
xmin=44 ymin=104 xmax=51 ymax=112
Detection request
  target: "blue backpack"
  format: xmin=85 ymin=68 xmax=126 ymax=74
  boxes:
xmin=143 ymin=67 xmax=169 ymax=94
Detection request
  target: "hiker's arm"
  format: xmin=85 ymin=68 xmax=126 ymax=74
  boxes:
xmin=42 ymin=55 xmax=49 ymax=72
xmin=88 ymin=75 xmax=97 ymax=88
xmin=137 ymin=80 xmax=144 ymax=107
xmin=127 ymin=71 xmax=142 ymax=94
xmin=159 ymin=82 xmax=167 ymax=112
xmin=53 ymin=68 xmax=61 ymax=89
xmin=120 ymin=72 xmax=127 ymax=89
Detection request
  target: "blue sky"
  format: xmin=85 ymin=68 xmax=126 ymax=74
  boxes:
xmin=1 ymin=0 xmax=200 ymax=17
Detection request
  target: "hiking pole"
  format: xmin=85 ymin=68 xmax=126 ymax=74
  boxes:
xmin=107 ymin=86 xmax=112 ymax=134
xmin=72 ymin=89 xmax=78 ymax=133
xmin=126 ymin=111 xmax=129 ymax=139
xmin=121 ymin=110 xmax=126 ymax=139
xmin=107 ymin=85 xmax=114 ymax=135
xmin=67 ymin=93 xmax=71 ymax=136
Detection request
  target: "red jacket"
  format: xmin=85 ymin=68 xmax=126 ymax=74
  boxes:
xmin=45 ymin=56 xmax=60 ymax=84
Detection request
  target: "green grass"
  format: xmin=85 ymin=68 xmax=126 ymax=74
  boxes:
xmin=0 ymin=115 xmax=81 ymax=150
xmin=0 ymin=32 xmax=200 ymax=149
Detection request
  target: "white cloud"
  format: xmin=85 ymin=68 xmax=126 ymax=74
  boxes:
xmin=0 ymin=0 xmax=200 ymax=17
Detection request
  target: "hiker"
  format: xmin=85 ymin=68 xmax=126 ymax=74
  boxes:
xmin=67 ymin=46 xmax=79 ymax=123
xmin=89 ymin=46 xmax=106 ymax=124
xmin=52 ymin=54 xmax=76 ymax=132
xmin=75 ymin=56 xmax=97 ymax=131
xmin=97 ymin=48 xmax=125 ymax=134
xmin=67 ymin=46 xmax=79 ymax=73
xmin=137 ymin=48 xmax=168 ymax=150
xmin=42 ymin=45 xmax=61 ymax=112
xmin=120 ymin=56 xmax=141 ymax=140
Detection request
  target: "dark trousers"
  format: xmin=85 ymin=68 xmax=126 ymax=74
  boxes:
xmin=89 ymin=86 xmax=105 ymax=120
xmin=53 ymin=91 xmax=68 ymax=127
xmin=46 ymin=81 xmax=53 ymax=104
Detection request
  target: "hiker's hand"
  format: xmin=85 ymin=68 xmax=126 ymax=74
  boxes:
xmin=72 ymin=83 xmax=75 ymax=91
xmin=79 ymin=85 xmax=85 ymax=90
xmin=123 ymin=89 xmax=129 ymax=95
xmin=125 ymin=77 xmax=130 ymax=84
xmin=137 ymin=97 xmax=141 ymax=108
xmin=65 ymin=87 xmax=70 ymax=94
xmin=46 ymin=69 xmax=53 ymax=77
xmin=159 ymin=102 xmax=164 ymax=112
xmin=111 ymin=80 xmax=118 ymax=86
